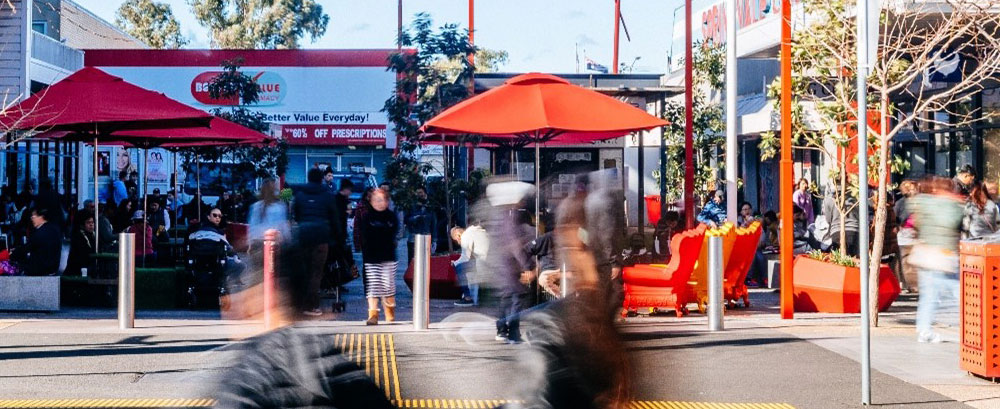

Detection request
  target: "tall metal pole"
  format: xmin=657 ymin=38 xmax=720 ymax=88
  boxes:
xmin=142 ymin=149 xmax=148 ymax=267
xmin=397 ymin=0 xmax=403 ymax=51
xmin=684 ymin=0 xmax=695 ymax=228
xmin=613 ymin=0 xmax=621 ymax=74
xmin=779 ymin=0 xmax=795 ymax=319
xmin=725 ymin=0 xmax=738 ymax=223
xmin=856 ymin=0 xmax=872 ymax=403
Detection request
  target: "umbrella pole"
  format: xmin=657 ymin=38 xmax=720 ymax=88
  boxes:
xmin=196 ymin=155 xmax=201 ymax=222
xmin=443 ymin=135 xmax=452 ymax=252
xmin=142 ymin=148 xmax=148 ymax=267
xmin=93 ymin=134 xmax=99 ymax=252
xmin=173 ymin=151 xmax=178 ymax=244
xmin=535 ymin=141 xmax=540 ymax=238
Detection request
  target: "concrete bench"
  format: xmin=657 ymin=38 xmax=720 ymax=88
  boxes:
xmin=0 ymin=276 xmax=60 ymax=311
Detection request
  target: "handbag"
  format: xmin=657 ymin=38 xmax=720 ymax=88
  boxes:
xmin=906 ymin=243 xmax=958 ymax=273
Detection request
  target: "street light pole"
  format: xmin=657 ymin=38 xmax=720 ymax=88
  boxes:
xmin=613 ymin=0 xmax=621 ymax=74
xmin=856 ymin=0 xmax=872 ymax=403
xmin=725 ymin=0 xmax=738 ymax=223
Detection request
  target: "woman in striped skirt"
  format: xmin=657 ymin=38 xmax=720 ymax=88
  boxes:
xmin=356 ymin=188 xmax=400 ymax=325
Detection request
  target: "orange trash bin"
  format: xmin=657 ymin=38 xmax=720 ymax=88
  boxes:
xmin=958 ymin=238 xmax=1000 ymax=380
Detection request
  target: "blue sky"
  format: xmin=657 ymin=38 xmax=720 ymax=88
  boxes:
xmin=73 ymin=0 xmax=682 ymax=74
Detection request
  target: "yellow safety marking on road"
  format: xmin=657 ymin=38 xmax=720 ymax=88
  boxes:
xmin=0 ymin=321 xmax=18 ymax=331
xmin=0 ymin=398 xmax=214 ymax=407
xmin=388 ymin=334 xmax=402 ymax=402
xmin=330 ymin=333 xmax=401 ymax=402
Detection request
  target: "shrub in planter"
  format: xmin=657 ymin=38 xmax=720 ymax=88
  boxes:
xmin=792 ymin=251 xmax=900 ymax=313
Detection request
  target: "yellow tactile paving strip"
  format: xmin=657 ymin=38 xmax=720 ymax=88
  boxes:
xmin=0 ymin=321 xmax=19 ymax=331
xmin=0 ymin=333 xmax=795 ymax=409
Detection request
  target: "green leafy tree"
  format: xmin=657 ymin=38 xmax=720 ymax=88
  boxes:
xmin=115 ymin=0 xmax=187 ymax=49
xmin=189 ymin=0 xmax=329 ymax=49
xmin=760 ymin=0 xmax=1000 ymax=325
xmin=656 ymin=41 xmax=725 ymax=206
xmin=383 ymin=13 xmax=477 ymax=212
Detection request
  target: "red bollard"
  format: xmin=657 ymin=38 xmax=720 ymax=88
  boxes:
xmin=263 ymin=229 xmax=279 ymax=330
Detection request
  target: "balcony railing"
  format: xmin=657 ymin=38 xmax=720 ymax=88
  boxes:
xmin=31 ymin=31 xmax=83 ymax=71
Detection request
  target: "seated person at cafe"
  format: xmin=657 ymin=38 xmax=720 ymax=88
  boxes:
xmin=146 ymin=201 xmax=171 ymax=241
xmin=125 ymin=211 xmax=156 ymax=264
xmin=188 ymin=208 xmax=246 ymax=288
xmin=66 ymin=212 xmax=97 ymax=276
xmin=11 ymin=207 xmax=62 ymax=276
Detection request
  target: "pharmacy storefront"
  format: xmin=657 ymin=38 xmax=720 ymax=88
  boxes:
xmin=82 ymin=49 xmax=397 ymax=199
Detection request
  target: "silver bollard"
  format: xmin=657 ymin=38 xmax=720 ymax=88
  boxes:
xmin=118 ymin=233 xmax=136 ymax=329
xmin=560 ymin=262 xmax=568 ymax=298
xmin=707 ymin=235 xmax=724 ymax=331
xmin=413 ymin=234 xmax=431 ymax=330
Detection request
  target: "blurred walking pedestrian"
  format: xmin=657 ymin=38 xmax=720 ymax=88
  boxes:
xmin=292 ymin=168 xmax=341 ymax=317
xmin=487 ymin=181 xmax=535 ymax=344
xmin=355 ymin=188 xmax=399 ymax=325
xmin=909 ymin=176 xmax=964 ymax=343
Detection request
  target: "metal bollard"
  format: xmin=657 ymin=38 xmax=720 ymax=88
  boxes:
xmin=263 ymin=229 xmax=279 ymax=330
xmin=118 ymin=233 xmax=135 ymax=329
xmin=707 ymin=235 xmax=724 ymax=331
xmin=560 ymin=262 xmax=568 ymax=298
xmin=413 ymin=234 xmax=431 ymax=330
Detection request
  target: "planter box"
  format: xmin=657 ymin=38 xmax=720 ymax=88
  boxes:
xmin=793 ymin=255 xmax=901 ymax=313
xmin=0 ymin=276 xmax=60 ymax=311
xmin=403 ymin=253 xmax=462 ymax=300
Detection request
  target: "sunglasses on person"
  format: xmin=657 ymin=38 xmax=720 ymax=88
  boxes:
xmin=209 ymin=212 xmax=222 ymax=218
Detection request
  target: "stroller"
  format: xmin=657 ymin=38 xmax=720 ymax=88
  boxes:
xmin=320 ymin=242 xmax=358 ymax=313
xmin=183 ymin=238 xmax=230 ymax=309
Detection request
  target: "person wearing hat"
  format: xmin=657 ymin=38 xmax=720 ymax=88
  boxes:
xmin=696 ymin=190 xmax=728 ymax=228
xmin=125 ymin=210 xmax=155 ymax=263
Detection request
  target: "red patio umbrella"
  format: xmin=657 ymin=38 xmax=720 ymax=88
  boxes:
xmin=0 ymin=66 xmax=211 ymax=133
xmin=420 ymin=72 xmax=667 ymax=237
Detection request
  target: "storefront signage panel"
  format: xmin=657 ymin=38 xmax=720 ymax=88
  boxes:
xmin=282 ymin=124 xmax=387 ymax=146
xmin=88 ymin=51 xmax=396 ymax=148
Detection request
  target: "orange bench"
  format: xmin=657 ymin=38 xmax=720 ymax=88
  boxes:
xmin=622 ymin=224 xmax=708 ymax=317
xmin=722 ymin=221 xmax=762 ymax=308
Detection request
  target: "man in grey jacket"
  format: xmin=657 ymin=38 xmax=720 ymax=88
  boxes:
xmin=822 ymin=189 xmax=860 ymax=257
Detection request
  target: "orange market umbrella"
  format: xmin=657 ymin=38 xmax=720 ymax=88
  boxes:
xmin=420 ymin=72 xmax=667 ymax=234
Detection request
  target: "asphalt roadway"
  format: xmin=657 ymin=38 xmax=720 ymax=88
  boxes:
xmin=0 ymin=310 xmax=974 ymax=408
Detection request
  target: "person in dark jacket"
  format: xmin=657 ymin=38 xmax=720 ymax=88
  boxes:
xmin=355 ymin=188 xmax=399 ymax=325
xmin=12 ymin=207 xmax=61 ymax=276
xmin=65 ymin=212 xmax=97 ymax=276
xmin=293 ymin=168 xmax=342 ymax=317
xmin=34 ymin=179 xmax=64 ymax=236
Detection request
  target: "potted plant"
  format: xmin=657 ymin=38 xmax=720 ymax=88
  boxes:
xmin=792 ymin=250 xmax=900 ymax=313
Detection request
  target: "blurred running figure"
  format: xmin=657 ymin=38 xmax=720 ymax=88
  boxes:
xmin=293 ymin=168 xmax=341 ymax=317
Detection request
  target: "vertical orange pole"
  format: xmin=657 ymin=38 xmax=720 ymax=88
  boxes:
xmin=779 ymin=0 xmax=794 ymax=319
xmin=263 ymin=229 xmax=278 ymax=330
xmin=613 ymin=0 xmax=621 ymax=74
xmin=684 ymin=0 xmax=695 ymax=228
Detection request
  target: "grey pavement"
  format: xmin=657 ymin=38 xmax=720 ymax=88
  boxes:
xmin=0 ymin=277 xmax=997 ymax=408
